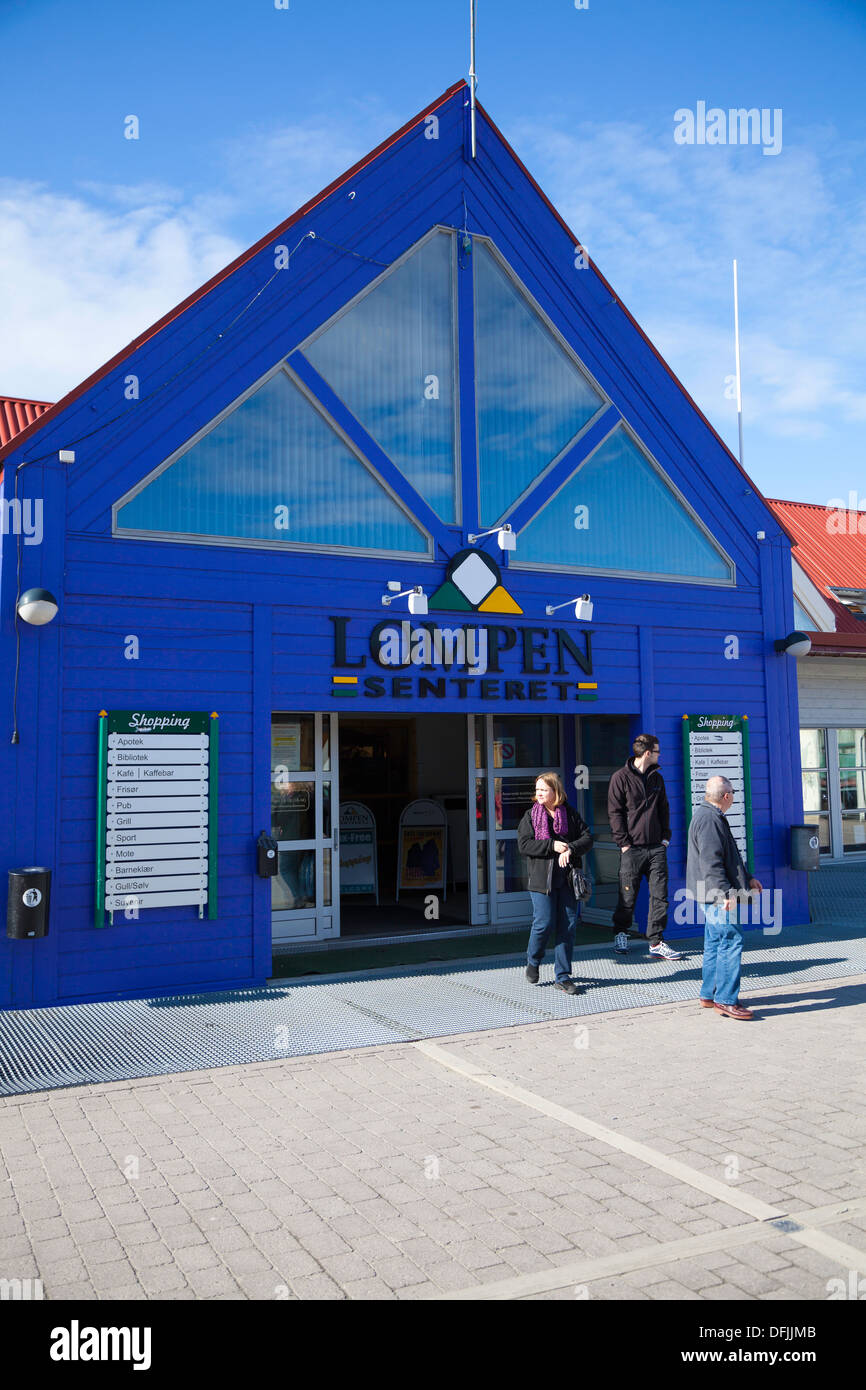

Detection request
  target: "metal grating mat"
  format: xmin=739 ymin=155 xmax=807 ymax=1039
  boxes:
xmin=0 ymin=877 xmax=864 ymax=1097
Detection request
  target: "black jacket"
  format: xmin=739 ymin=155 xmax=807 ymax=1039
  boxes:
xmin=686 ymin=800 xmax=750 ymax=905
xmin=517 ymin=804 xmax=593 ymax=894
xmin=607 ymin=759 xmax=671 ymax=848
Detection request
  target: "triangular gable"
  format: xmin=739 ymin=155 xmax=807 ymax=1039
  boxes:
xmin=0 ymin=78 xmax=790 ymax=586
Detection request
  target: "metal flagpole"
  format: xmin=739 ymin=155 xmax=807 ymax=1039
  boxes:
xmin=469 ymin=0 xmax=477 ymax=159
xmin=733 ymin=258 xmax=744 ymax=467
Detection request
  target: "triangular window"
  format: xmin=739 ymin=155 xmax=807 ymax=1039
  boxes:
xmin=303 ymin=228 xmax=459 ymax=523
xmin=474 ymin=240 xmax=605 ymax=527
xmin=114 ymin=368 xmax=429 ymax=555
xmin=517 ymin=425 xmax=734 ymax=581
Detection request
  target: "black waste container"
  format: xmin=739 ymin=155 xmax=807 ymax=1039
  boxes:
xmin=6 ymin=867 xmax=51 ymax=938
xmin=791 ymin=825 xmax=821 ymax=872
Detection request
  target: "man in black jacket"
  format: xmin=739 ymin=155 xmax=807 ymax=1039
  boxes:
xmin=687 ymin=775 xmax=763 ymax=1020
xmin=607 ymin=732 xmax=682 ymax=959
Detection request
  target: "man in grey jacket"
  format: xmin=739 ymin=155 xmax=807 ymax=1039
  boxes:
xmin=687 ymin=775 xmax=763 ymax=1020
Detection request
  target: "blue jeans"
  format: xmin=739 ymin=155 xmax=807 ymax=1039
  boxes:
xmin=528 ymin=888 xmax=578 ymax=983
xmin=700 ymin=904 xmax=743 ymax=1006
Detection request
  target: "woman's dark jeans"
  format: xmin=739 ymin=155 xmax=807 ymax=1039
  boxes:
xmin=527 ymin=886 xmax=579 ymax=982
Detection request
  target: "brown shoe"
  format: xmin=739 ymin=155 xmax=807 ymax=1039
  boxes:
xmin=699 ymin=998 xmax=715 ymax=1008
xmin=714 ymin=1002 xmax=754 ymax=1020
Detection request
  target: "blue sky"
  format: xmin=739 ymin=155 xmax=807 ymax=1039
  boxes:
xmin=1 ymin=0 xmax=864 ymax=505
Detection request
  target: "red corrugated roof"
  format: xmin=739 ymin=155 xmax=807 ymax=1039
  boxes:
xmin=0 ymin=395 xmax=53 ymax=448
xmin=767 ymin=497 xmax=866 ymax=635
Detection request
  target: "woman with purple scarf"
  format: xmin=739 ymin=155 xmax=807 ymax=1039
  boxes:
xmin=517 ymin=772 xmax=593 ymax=994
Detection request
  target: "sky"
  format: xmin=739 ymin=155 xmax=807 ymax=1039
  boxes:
xmin=1 ymin=0 xmax=864 ymax=506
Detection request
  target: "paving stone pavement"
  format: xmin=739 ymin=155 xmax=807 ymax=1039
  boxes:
xmin=0 ymin=972 xmax=864 ymax=1301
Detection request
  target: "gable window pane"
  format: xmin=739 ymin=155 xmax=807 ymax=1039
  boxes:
xmin=517 ymin=426 xmax=733 ymax=581
xmin=116 ymin=369 xmax=428 ymax=554
xmin=474 ymin=241 xmax=604 ymax=525
xmin=304 ymin=230 xmax=459 ymax=522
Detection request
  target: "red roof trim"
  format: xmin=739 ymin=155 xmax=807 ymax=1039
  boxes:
xmin=808 ymin=631 xmax=866 ymax=653
xmin=0 ymin=80 xmax=468 ymax=467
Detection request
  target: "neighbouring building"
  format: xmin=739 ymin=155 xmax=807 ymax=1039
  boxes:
xmin=767 ymin=497 xmax=866 ymax=863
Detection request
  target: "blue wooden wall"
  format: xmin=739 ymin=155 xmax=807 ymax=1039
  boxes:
xmin=0 ymin=81 xmax=808 ymax=1009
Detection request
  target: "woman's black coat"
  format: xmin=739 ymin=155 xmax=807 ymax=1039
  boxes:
xmin=517 ymin=803 xmax=593 ymax=895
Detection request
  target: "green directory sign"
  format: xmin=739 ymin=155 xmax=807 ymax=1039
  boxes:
xmin=95 ymin=710 xmax=219 ymax=927
xmin=682 ymin=714 xmax=754 ymax=871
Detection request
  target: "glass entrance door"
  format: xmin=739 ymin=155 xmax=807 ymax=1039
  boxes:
xmin=471 ymin=714 xmax=564 ymax=926
xmin=271 ymin=713 xmax=339 ymax=944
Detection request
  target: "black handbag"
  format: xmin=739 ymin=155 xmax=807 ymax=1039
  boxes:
xmin=571 ymin=866 xmax=593 ymax=902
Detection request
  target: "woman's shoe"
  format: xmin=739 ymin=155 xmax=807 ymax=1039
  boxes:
xmin=526 ymin=964 xmax=540 ymax=984
xmin=554 ymin=978 xmax=580 ymax=994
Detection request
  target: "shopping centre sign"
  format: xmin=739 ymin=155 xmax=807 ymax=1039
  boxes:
xmin=329 ymin=616 xmax=598 ymax=703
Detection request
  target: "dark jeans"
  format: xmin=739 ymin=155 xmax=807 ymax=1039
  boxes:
xmin=527 ymin=887 xmax=579 ymax=982
xmin=613 ymin=844 xmax=668 ymax=945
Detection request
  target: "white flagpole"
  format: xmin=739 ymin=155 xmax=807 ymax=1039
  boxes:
xmin=469 ymin=0 xmax=477 ymax=159
xmin=733 ymin=259 xmax=744 ymax=467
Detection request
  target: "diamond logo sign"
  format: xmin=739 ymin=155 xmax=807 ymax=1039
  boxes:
xmin=428 ymin=548 xmax=522 ymax=614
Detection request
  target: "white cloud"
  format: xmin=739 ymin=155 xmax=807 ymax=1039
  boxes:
xmin=0 ymin=180 xmax=242 ymax=401
xmin=513 ymin=117 xmax=866 ymax=461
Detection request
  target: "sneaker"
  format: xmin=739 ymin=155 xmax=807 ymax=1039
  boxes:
xmin=525 ymin=964 xmax=539 ymax=984
xmin=614 ymin=932 xmax=629 ymax=955
xmin=649 ymin=941 xmax=683 ymax=960
xmin=554 ymin=978 xmax=579 ymax=995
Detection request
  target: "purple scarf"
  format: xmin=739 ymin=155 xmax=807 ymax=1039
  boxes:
xmin=531 ymin=800 xmax=568 ymax=840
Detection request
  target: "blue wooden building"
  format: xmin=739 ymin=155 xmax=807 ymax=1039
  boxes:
xmin=0 ymin=80 xmax=807 ymax=1010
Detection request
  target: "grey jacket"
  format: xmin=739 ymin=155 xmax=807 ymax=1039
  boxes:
xmin=686 ymin=800 xmax=750 ymax=906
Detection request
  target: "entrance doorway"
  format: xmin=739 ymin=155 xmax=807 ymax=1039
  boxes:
xmin=269 ymin=710 xmax=632 ymax=950
xmin=338 ymin=713 xmax=470 ymax=934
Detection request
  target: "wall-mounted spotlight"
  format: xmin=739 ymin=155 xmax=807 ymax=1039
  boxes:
xmin=545 ymin=594 xmax=593 ymax=622
xmin=466 ymin=524 xmax=516 ymax=552
xmin=381 ymin=582 xmax=428 ymax=616
xmin=774 ymin=630 xmax=811 ymax=658
xmin=17 ymin=588 xmax=59 ymax=625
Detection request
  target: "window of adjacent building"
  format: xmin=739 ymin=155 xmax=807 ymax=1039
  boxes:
xmin=303 ymin=228 xmax=460 ymax=524
xmin=473 ymin=240 xmax=605 ymax=527
xmin=838 ymin=727 xmax=866 ymax=853
xmin=516 ymin=425 xmax=734 ymax=582
xmin=793 ymin=599 xmax=818 ymax=631
xmin=115 ymin=368 xmax=429 ymax=555
xmin=800 ymin=728 xmax=831 ymax=855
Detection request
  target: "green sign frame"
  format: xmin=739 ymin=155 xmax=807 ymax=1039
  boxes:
xmin=95 ymin=710 xmax=219 ymax=927
xmin=682 ymin=714 xmax=754 ymax=873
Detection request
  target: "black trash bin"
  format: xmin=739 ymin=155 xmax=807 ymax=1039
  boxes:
xmin=791 ymin=825 xmax=821 ymax=872
xmin=6 ymin=867 xmax=51 ymax=938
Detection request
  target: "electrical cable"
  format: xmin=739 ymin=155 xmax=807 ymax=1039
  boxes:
xmin=6 ymin=230 xmax=391 ymax=472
